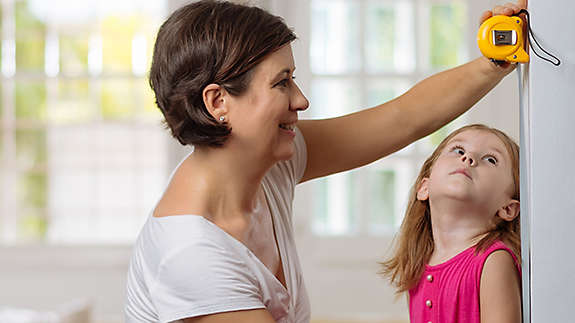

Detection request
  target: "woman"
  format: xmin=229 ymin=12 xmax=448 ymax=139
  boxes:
xmin=125 ymin=1 xmax=525 ymax=322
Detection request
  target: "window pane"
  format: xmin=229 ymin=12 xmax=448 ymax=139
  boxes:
xmin=60 ymin=33 xmax=90 ymax=75
xmin=366 ymin=169 xmax=396 ymax=234
xmin=16 ymin=36 xmax=45 ymax=72
xmin=15 ymin=80 xmax=46 ymax=120
xmin=45 ymin=123 xmax=167 ymax=244
xmin=429 ymin=2 xmax=467 ymax=68
xmin=311 ymin=78 xmax=361 ymax=118
xmin=420 ymin=117 xmax=466 ymax=154
xmin=48 ymin=80 xmax=98 ymax=124
xmin=16 ymin=127 xmax=46 ymax=170
xmin=0 ymin=83 xmax=3 ymax=147
xmin=311 ymin=0 xmax=361 ymax=74
xmin=134 ymin=80 xmax=162 ymax=121
xmin=17 ymin=171 xmax=48 ymax=242
xmin=366 ymin=0 xmax=415 ymax=73
xmin=312 ymin=172 xmax=357 ymax=236
xmin=0 ymin=5 xmax=3 ymax=68
xmin=366 ymin=79 xmax=409 ymax=107
xmin=100 ymin=79 xmax=137 ymax=120
xmin=15 ymin=1 xmax=46 ymax=72
xmin=2 ymin=0 xmax=169 ymax=245
xmin=101 ymin=15 xmax=143 ymax=74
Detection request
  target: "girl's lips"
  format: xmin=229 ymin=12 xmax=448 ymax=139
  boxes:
xmin=450 ymin=168 xmax=472 ymax=180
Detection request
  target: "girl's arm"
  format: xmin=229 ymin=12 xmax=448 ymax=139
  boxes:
xmin=297 ymin=1 xmax=525 ymax=183
xmin=480 ymin=250 xmax=522 ymax=323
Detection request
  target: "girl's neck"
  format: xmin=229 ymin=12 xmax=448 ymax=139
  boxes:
xmin=428 ymin=199 xmax=491 ymax=266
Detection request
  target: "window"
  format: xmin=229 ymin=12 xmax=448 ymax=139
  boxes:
xmin=308 ymin=0 xmax=469 ymax=236
xmin=0 ymin=0 xmax=168 ymax=245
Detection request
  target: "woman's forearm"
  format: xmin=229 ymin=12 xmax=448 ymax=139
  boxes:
xmin=394 ymin=56 xmax=514 ymax=142
xmin=299 ymin=57 xmax=514 ymax=182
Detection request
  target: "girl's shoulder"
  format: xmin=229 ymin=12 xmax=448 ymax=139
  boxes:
xmin=474 ymin=240 xmax=521 ymax=278
xmin=476 ymin=240 xmax=519 ymax=264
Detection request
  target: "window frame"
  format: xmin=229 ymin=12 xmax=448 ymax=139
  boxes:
xmin=290 ymin=0 xmax=470 ymax=238
xmin=0 ymin=0 xmax=170 ymax=246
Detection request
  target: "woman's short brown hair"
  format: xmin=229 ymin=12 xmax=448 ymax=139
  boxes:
xmin=150 ymin=0 xmax=296 ymax=147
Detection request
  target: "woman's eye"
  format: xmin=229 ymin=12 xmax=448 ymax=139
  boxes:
xmin=276 ymin=79 xmax=289 ymax=87
xmin=484 ymin=156 xmax=497 ymax=165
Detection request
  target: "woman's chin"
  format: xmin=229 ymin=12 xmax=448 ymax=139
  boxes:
xmin=273 ymin=143 xmax=295 ymax=162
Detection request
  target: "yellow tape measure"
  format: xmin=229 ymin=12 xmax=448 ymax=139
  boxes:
xmin=477 ymin=15 xmax=529 ymax=63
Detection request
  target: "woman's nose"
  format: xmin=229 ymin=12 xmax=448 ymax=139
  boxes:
xmin=290 ymin=83 xmax=309 ymax=112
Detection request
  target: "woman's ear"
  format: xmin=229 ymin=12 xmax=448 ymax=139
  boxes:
xmin=202 ymin=83 xmax=228 ymax=122
xmin=417 ymin=178 xmax=430 ymax=201
xmin=497 ymin=199 xmax=520 ymax=222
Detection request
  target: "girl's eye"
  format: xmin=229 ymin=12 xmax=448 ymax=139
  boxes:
xmin=452 ymin=146 xmax=465 ymax=155
xmin=484 ymin=156 xmax=498 ymax=165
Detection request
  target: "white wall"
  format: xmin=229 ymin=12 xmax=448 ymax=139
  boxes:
xmin=526 ymin=1 xmax=575 ymax=321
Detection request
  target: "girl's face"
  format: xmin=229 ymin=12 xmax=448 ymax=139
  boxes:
xmin=225 ymin=44 xmax=309 ymax=162
xmin=418 ymin=129 xmax=517 ymax=217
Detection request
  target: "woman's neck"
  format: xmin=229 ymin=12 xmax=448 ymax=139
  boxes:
xmin=428 ymin=198 xmax=491 ymax=266
xmin=185 ymin=144 xmax=275 ymax=219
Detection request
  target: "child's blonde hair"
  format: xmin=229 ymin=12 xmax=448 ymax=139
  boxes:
xmin=381 ymin=124 xmax=520 ymax=293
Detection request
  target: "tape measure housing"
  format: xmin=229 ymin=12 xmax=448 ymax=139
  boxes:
xmin=477 ymin=15 xmax=529 ymax=63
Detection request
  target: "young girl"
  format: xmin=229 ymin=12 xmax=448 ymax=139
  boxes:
xmin=382 ymin=124 xmax=522 ymax=323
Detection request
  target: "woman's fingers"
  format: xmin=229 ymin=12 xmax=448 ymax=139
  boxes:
xmin=493 ymin=5 xmax=514 ymax=16
xmin=479 ymin=10 xmax=493 ymax=25
xmin=504 ymin=2 xmax=522 ymax=14
xmin=493 ymin=2 xmax=526 ymax=17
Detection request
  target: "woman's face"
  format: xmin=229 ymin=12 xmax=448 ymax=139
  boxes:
xmin=226 ymin=44 xmax=309 ymax=162
xmin=419 ymin=129 xmax=516 ymax=216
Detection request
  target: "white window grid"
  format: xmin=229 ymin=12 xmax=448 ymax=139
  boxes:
xmin=306 ymin=0 xmax=469 ymax=236
xmin=0 ymin=0 xmax=169 ymax=245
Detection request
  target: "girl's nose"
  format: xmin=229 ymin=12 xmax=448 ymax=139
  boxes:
xmin=461 ymin=154 xmax=476 ymax=166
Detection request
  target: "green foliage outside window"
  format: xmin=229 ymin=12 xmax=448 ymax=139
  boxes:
xmin=430 ymin=3 xmax=466 ymax=68
xmin=18 ymin=172 xmax=48 ymax=241
xmin=15 ymin=82 xmax=46 ymax=120
xmin=101 ymin=15 xmax=141 ymax=74
xmin=15 ymin=0 xmax=46 ymax=72
xmin=101 ymin=80 xmax=137 ymax=120
xmin=15 ymin=128 xmax=47 ymax=169
xmin=60 ymin=34 xmax=90 ymax=75
xmin=369 ymin=170 xmax=396 ymax=231
xmin=366 ymin=6 xmax=395 ymax=72
xmin=50 ymin=81 xmax=97 ymax=124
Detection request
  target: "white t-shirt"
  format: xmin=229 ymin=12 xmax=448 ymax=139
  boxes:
xmin=125 ymin=128 xmax=310 ymax=323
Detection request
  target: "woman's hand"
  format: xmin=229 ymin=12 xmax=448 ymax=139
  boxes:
xmin=479 ymin=0 xmax=527 ymax=26
xmin=478 ymin=0 xmax=528 ymax=74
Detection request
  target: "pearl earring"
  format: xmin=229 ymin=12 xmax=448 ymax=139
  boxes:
xmin=219 ymin=116 xmax=225 ymax=122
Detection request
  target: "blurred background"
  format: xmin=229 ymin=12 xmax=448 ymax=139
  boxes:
xmin=0 ymin=0 xmax=519 ymax=322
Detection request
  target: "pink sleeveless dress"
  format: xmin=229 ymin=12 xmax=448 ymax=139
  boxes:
xmin=408 ymin=241 xmax=521 ymax=323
